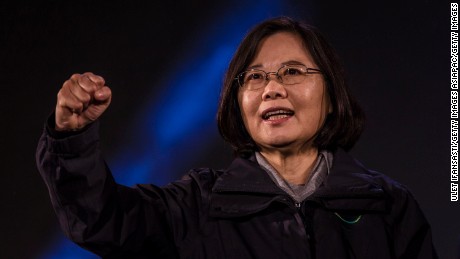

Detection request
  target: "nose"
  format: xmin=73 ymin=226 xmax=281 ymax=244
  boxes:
xmin=262 ymin=74 xmax=287 ymax=100
xmin=265 ymin=72 xmax=282 ymax=84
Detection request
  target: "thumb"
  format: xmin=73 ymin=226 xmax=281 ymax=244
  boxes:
xmin=77 ymin=86 xmax=112 ymax=125
xmin=94 ymin=86 xmax=112 ymax=102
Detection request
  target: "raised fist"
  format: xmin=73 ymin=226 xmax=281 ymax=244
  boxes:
xmin=55 ymin=72 xmax=112 ymax=131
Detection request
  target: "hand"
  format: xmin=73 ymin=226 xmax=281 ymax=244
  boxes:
xmin=55 ymin=72 xmax=112 ymax=131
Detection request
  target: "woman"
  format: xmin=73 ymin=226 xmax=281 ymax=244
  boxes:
xmin=37 ymin=17 xmax=437 ymax=258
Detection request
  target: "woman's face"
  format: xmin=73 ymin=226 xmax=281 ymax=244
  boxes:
xmin=238 ymin=32 xmax=331 ymax=152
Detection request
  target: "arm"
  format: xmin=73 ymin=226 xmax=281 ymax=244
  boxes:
xmin=36 ymin=73 xmax=178 ymax=257
xmin=389 ymin=185 xmax=438 ymax=259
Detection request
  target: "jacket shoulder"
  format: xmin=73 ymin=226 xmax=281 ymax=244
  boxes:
xmin=331 ymin=149 xmax=412 ymax=195
xmin=157 ymin=168 xmax=224 ymax=198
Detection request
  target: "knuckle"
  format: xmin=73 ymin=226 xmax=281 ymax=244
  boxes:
xmin=95 ymin=74 xmax=105 ymax=83
xmin=57 ymin=100 xmax=63 ymax=108
xmin=57 ymin=89 xmax=67 ymax=103
xmin=62 ymin=79 xmax=72 ymax=87
xmin=81 ymin=93 xmax=91 ymax=103
xmin=57 ymin=97 xmax=66 ymax=108
xmin=86 ymin=72 xmax=105 ymax=86
xmin=61 ymin=80 xmax=73 ymax=92
xmin=70 ymin=73 xmax=81 ymax=81
xmin=76 ymin=102 xmax=84 ymax=110
xmin=79 ymin=77 xmax=96 ymax=92
xmin=96 ymin=77 xmax=105 ymax=86
xmin=57 ymin=89 xmax=63 ymax=99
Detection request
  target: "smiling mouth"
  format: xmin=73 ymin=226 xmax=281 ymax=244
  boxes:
xmin=262 ymin=109 xmax=294 ymax=121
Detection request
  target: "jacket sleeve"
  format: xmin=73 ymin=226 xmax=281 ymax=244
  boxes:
xmin=35 ymin=117 xmax=180 ymax=258
xmin=389 ymin=183 xmax=438 ymax=259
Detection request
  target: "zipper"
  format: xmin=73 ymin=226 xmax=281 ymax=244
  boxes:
xmin=294 ymin=202 xmax=301 ymax=209
xmin=292 ymin=201 xmax=308 ymax=236
xmin=293 ymin=200 xmax=315 ymax=255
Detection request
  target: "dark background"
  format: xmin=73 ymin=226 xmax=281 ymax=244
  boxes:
xmin=1 ymin=1 xmax=456 ymax=258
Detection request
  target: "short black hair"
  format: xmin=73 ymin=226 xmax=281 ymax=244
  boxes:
xmin=217 ymin=17 xmax=365 ymax=154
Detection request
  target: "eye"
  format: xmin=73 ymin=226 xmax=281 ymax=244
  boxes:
xmin=244 ymin=71 xmax=264 ymax=82
xmin=283 ymin=67 xmax=303 ymax=76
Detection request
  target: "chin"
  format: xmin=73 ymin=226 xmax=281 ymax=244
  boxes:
xmin=257 ymin=134 xmax=315 ymax=152
xmin=260 ymin=138 xmax=297 ymax=149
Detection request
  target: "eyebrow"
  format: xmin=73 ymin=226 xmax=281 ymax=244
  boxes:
xmin=246 ymin=60 xmax=306 ymax=70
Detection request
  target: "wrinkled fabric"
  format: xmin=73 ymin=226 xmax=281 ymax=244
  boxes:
xmin=36 ymin=120 xmax=438 ymax=258
xmin=256 ymin=150 xmax=333 ymax=202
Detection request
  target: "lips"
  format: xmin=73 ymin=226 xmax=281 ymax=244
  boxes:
xmin=261 ymin=107 xmax=294 ymax=121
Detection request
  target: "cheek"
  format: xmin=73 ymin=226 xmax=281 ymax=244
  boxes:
xmin=294 ymin=86 xmax=328 ymax=122
xmin=238 ymin=92 xmax=259 ymax=124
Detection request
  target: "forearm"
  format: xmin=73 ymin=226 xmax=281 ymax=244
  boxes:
xmin=35 ymin=117 xmax=171 ymax=256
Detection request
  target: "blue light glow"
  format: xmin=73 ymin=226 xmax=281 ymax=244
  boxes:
xmin=41 ymin=1 xmax=286 ymax=258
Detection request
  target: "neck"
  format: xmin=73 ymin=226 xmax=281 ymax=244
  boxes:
xmin=259 ymin=147 xmax=319 ymax=185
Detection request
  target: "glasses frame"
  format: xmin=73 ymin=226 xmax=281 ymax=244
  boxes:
xmin=235 ymin=64 xmax=322 ymax=89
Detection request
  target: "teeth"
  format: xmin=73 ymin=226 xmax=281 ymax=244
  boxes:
xmin=267 ymin=114 xmax=289 ymax=120
xmin=266 ymin=110 xmax=284 ymax=116
xmin=263 ymin=109 xmax=293 ymax=120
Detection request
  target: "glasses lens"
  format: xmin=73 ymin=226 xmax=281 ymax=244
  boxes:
xmin=243 ymin=70 xmax=265 ymax=90
xmin=279 ymin=65 xmax=307 ymax=85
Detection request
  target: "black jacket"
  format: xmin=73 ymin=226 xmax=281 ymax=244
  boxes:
xmin=36 ymin=120 xmax=437 ymax=258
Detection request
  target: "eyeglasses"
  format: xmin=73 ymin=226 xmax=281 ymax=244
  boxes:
xmin=235 ymin=64 xmax=322 ymax=91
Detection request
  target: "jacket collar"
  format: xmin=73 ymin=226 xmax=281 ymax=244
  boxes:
xmin=210 ymin=149 xmax=387 ymax=218
xmin=212 ymin=155 xmax=285 ymax=195
xmin=313 ymin=149 xmax=387 ymax=212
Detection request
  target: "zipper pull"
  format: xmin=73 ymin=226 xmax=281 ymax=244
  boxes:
xmin=294 ymin=202 xmax=301 ymax=209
